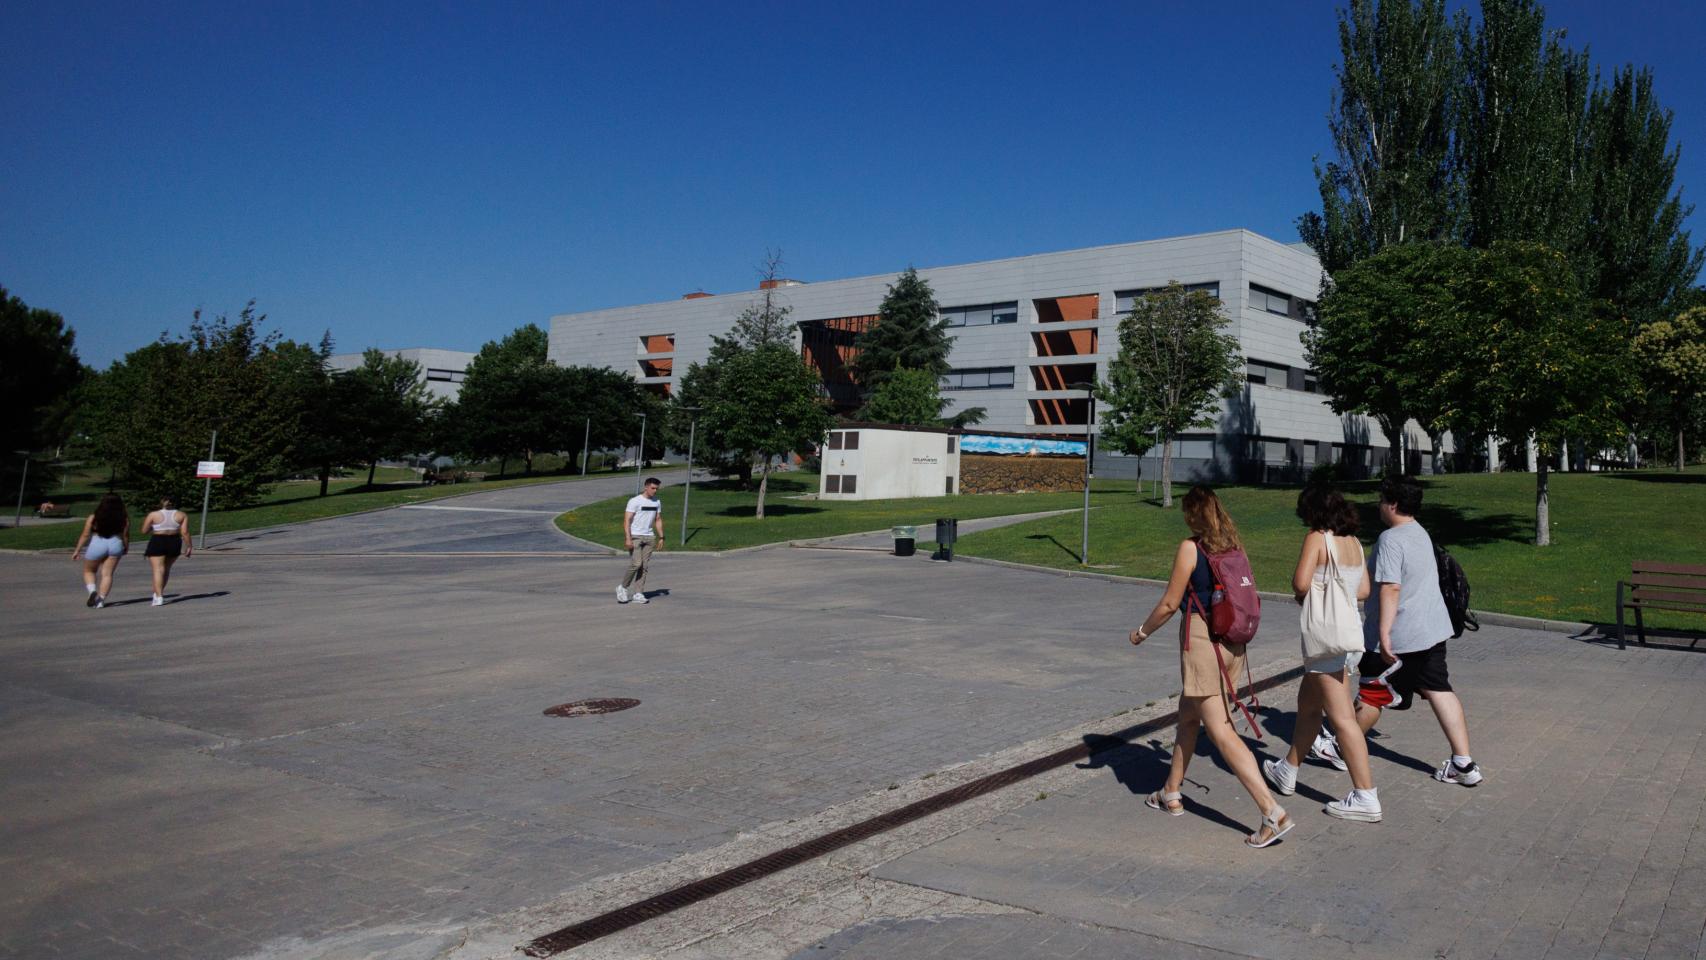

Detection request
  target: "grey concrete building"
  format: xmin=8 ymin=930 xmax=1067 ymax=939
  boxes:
xmin=328 ymin=347 xmax=477 ymax=403
xmin=548 ymin=230 xmax=1440 ymax=481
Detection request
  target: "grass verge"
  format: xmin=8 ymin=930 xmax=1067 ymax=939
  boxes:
xmin=555 ymin=472 xmax=1126 ymax=552
xmin=955 ymin=467 xmax=1706 ymax=629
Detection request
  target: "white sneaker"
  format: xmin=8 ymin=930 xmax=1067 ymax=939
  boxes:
xmin=616 ymin=586 xmax=629 ymax=604
xmin=1262 ymin=758 xmax=1297 ymax=796
xmin=1310 ymin=732 xmax=1349 ymax=772
xmin=631 ymin=591 xmax=649 ymax=604
xmin=95 ymin=596 xmax=105 ymax=609
xmin=151 ymin=594 xmax=164 ymax=607
xmin=1434 ymin=758 xmax=1484 ymax=787
xmin=1324 ymin=790 xmax=1383 ymax=822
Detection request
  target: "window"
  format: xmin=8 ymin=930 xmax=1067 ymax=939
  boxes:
xmin=947 ymin=436 xmax=957 ymax=454
xmin=946 ymin=476 xmax=955 ymax=494
xmin=826 ymin=475 xmax=841 ymax=493
xmin=425 ymin=368 xmax=466 ymax=383
xmin=941 ymin=366 xmax=1015 ymax=390
xmin=844 ymin=431 xmax=860 ymax=450
xmin=1303 ymin=371 xmax=1320 ymax=393
xmin=841 ymin=474 xmax=857 ymax=494
xmin=941 ymin=301 xmax=1019 ymax=327
xmin=1114 ymin=282 xmax=1221 ymax=314
xmin=1249 ymin=284 xmax=1291 ymax=315
xmin=1246 ymin=359 xmax=1289 ymax=386
xmin=828 ymin=432 xmax=843 ymax=450
xmin=1172 ymin=437 xmax=1215 ymax=459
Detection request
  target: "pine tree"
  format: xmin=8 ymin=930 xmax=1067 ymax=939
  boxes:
xmin=850 ymin=268 xmax=952 ymax=393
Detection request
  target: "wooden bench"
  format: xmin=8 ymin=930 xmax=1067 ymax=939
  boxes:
xmin=1616 ymin=561 xmax=1706 ymax=649
xmin=34 ymin=505 xmax=71 ymax=519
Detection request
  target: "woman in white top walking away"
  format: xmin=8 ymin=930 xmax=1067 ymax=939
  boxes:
xmin=141 ymin=497 xmax=192 ymax=606
xmin=1262 ymin=484 xmax=1381 ymax=821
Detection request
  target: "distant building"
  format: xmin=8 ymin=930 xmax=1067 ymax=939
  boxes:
xmin=548 ymin=229 xmax=1443 ymax=481
xmin=327 ymin=348 xmax=477 ymax=402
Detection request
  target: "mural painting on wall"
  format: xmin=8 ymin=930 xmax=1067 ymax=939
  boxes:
xmin=958 ymin=434 xmax=1087 ymax=495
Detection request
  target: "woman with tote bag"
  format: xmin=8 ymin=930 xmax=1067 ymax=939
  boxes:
xmin=1261 ymin=485 xmax=1383 ymax=822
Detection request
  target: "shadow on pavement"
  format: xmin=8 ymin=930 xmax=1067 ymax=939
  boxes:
xmin=169 ymin=591 xmax=231 ymax=604
xmin=1075 ymin=734 xmax=1253 ymax=835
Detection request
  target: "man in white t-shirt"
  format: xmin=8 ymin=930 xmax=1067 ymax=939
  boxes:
xmin=617 ymin=477 xmax=664 ymax=604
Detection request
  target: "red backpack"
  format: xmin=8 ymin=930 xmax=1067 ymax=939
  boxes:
xmin=1185 ymin=539 xmax=1265 ymax=737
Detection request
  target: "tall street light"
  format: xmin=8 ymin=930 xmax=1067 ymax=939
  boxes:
xmin=633 ymin=412 xmax=648 ymax=494
xmin=679 ymin=406 xmax=702 ymax=542
xmin=1067 ymin=382 xmax=1098 ymax=566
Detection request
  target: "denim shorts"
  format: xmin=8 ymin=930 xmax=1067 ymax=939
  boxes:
xmin=84 ymin=535 xmax=125 ymax=561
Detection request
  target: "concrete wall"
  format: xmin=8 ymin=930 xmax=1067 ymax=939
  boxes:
xmin=819 ymin=426 xmax=958 ymax=500
xmin=549 ymin=230 xmax=1448 ymax=477
xmin=328 ymin=347 xmax=477 ymax=403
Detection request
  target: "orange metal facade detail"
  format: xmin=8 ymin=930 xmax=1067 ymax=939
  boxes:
xmin=1034 ymin=294 xmax=1099 ymax=323
xmin=1032 ymin=328 xmax=1098 ymax=357
xmin=642 ymin=334 xmax=676 ymax=354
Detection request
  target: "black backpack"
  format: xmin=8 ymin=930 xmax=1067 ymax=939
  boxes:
xmin=1434 ymin=546 xmax=1480 ymax=639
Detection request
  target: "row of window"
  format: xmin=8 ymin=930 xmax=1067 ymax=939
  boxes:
xmin=826 ymin=430 xmax=861 ymax=450
xmin=824 ymin=474 xmax=859 ymax=494
xmin=942 ymin=301 xmax=1020 ymax=327
xmin=425 ymin=368 xmax=467 ymax=383
xmin=941 ymin=366 xmax=1016 ymax=390
xmin=1250 ymin=284 xmax=1316 ymax=321
xmin=1246 ymin=358 xmax=1319 ymax=393
xmin=1164 ymin=435 xmax=1388 ymax=467
xmin=1113 ymin=282 xmax=1222 ymax=314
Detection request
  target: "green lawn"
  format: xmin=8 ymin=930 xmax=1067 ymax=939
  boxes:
xmin=955 ymin=468 xmax=1706 ymax=629
xmin=0 ymin=466 xmax=627 ymax=552
xmin=556 ymin=471 xmax=1126 ymax=552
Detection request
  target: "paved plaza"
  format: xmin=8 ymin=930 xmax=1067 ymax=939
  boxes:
xmin=2 ymin=476 xmax=1703 ymax=959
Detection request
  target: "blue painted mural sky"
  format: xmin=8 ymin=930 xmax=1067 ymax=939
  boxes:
xmin=4 ymin=1 xmax=1703 ymax=368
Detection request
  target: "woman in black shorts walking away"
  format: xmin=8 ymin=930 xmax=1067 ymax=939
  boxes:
xmin=72 ymin=493 xmax=130 ymax=608
xmin=1128 ymin=486 xmax=1293 ymax=848
xmin=141 ymin=497 xmax=191 ymax=606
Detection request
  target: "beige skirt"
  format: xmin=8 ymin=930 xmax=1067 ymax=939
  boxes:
xmin=1179 ymin=612 xmax=1245 ymax=698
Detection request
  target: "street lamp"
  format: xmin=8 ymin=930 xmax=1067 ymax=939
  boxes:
xmin=678 ymin=406 xmax=702 ymax=542
xmin=1067 ymin=382 xmax=1098 ymax=566
xmin=581 ymin=417 xmax=591 ymax=477
xmin=12 ymin=450 xmax=30 ymax=528
xmin=633 ymin=412 xmax=648 ymax=493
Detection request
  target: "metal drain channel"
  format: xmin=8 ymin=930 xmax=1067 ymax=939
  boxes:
xmin=523 ymin=663 xmax=1307 ymax=956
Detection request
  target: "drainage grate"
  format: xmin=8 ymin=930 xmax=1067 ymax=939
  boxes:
xmin=543 ymin=698 xmax=641 ymax=718
xmin=521 ymin=664 xmax=1307 ymax=956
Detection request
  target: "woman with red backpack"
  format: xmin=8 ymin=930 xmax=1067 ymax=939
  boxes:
xmin=1128 ymin=485 xmax=1293 ymax=848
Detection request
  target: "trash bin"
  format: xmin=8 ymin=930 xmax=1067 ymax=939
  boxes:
xmin=891 ymin=525 xmax=916 ymax=557
xmin=933 ymin=517 xmax=958 ymax=561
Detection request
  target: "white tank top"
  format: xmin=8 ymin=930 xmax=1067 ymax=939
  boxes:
xmin=153 ymin=511 xmax=183 ymax=534
xmin=1313 ymin=532 xmax=1365 ymax=593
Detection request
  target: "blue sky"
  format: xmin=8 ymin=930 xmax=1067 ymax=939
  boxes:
xmin=4 ymin=1 xmax=1703 ymax=369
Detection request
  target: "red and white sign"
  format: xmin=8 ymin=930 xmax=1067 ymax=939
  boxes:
xmin=196 ymin=461 xmax=226 ymax=479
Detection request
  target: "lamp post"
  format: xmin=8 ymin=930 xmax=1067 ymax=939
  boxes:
xmin=581 ymin=418 xmax=591 ymax=477
xmin=633 ymin=412 xmax=647 ymax=493
xmin=679 ymin=406 xmax=702 ymax=542
xmin=1067 ymin=382 xmax=1098 ymax=566
xmin=12 ymin=451 xmax=30 ymax=528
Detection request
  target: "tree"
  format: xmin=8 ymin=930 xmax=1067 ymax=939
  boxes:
xmin=0 ymin=286 xmax=85 ymax=459
xmin=1631 ymin=307 xmax=1706 ymax=470
xmin=701 ymin=344 xmax=833 ymax=518
xmin=1442 ymin=242 xmax=1628 ymax=544
xmin=1307 ymin=242 xmax=1474 ymax=469
xmin=851 ymin=268 xmax=952 ymax=393
xmin=728 ymin=249 xmax=796 ymax=348
xmin=1298 ymin=0 xmax=1463 ymax=272
xmin=335 ymin=349 xmax=435 ymax=486
xmin=858 ymin=365 xmax=943 ymax=425
xmin=1096 ymin=283 xmax=1243 ymax=506
xmin=86 ymin=303 xmax=315 ymax=508
xmin=443 ymin=324 xmax=554 ymax=474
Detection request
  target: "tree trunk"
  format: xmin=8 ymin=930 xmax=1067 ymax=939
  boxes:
xmin=318 ymin=462 xmax=331 ymax=497
xmin=1160 ymin=438 xmax=1174 ymax=508
xmin=1679 ymin=427 xmax=1687 ymax=472
xmin=1535 ymin=457 xmax=1551 ymax=546
xmin=498 ymin=457 xmax=507 ymax=478
xmin=755 ymin=457 xmax=771 ymax=519
xmin=366 ymin=460 xmax=377 ymax=487
xmin=1380 ymin=417 xmax=1404 ymax=475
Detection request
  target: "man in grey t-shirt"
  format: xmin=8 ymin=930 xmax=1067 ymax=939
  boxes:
xmin=1354 ymin=475 xmax=1484 ymax=787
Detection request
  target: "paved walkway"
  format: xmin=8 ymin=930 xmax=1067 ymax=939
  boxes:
xmin=3 ymin=510 xmax=1704 ymax=959
xmin=203 ymin=470 xmax=682 ymax=555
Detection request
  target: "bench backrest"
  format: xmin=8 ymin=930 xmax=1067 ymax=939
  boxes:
xmin=1629 ymin=561 xmax=1706 ymax=609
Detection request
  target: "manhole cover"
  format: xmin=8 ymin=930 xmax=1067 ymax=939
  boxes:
xmin=543 ymin=698 xmax=641 ymax=718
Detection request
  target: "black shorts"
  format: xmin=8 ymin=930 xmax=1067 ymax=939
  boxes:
xmin=145 ymin=534 xmax=182 ymax=558
xmin=1359 ymin=642 xmax=1451 ymax=711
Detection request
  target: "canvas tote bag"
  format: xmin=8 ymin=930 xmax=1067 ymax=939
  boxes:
xmin=1300 ymin=532 xmax=1364 ymax=660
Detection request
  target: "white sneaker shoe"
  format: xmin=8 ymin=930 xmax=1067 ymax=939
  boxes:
xmin=1262 ymin=758 xmax=1297 ymax=796
xmin=616 ymin=586 xmax=629 ymax=604
xmin=151 ymin=594 xmax=164 ymax=607
xmin=1310 ymin=732 xmax=1349 ymax=772
xmin=95 ymin=596 xmax=105 ymax=609
xmin=1324 ymin=790 xmax=1383 ymax=822
xmin=1434 ymin=758 xmax=1484 ymax=787
xmin=631 ymin=591 xmax=649 ymax=604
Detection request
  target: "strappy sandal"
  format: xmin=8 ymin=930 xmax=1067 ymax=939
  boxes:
xmin=1145 ymin=790 xmax=1185 ymax=816
xmin=1244 ymin=804 xmax=1294 ymax=848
